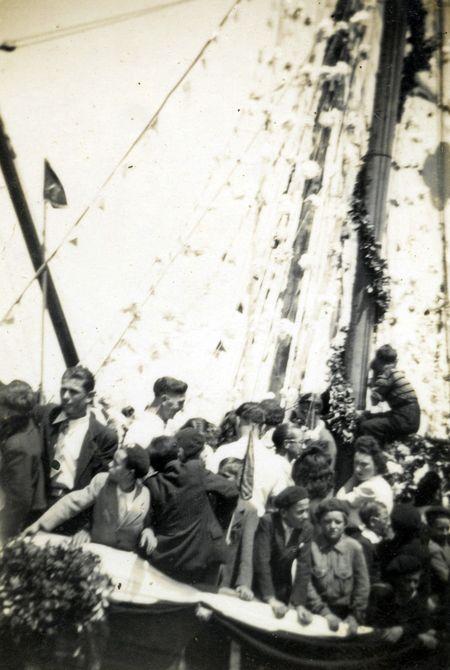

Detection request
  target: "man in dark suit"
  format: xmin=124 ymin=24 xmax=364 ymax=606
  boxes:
xmin=34 ymin=366 xmax=117 ymax=532
xmin=254 ymin=486 xmax=313 ymax=624
xmin=0 ymin=381 xmax=46 ymax=542
xmin=140 ymin=428 xmax=238 ymax=587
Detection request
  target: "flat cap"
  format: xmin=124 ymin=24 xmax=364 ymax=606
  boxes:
xmin=274 ymin=486 xmax=309 ymax=509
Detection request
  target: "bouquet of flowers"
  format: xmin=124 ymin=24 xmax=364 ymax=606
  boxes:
xmin=0 ymin=538 xmax=113 ymax=667
xmin=384 ymin=435 xmax=450 ymax=502
xmin=325 ymin=336 xmax=358 ymax=445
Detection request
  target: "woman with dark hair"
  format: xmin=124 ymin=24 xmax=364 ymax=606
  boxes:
xmin=292 ymin=444 xmax=334 ymax=522
xmin=0 ymin=381 xmax=46 ymax=543
xmin=336 ymin=436 xmax=393 ymax=527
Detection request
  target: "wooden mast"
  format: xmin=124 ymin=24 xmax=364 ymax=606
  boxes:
xmin=0 ymin=115 xmax=79 ymax=367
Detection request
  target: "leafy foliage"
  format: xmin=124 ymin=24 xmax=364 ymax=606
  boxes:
xmin=350 ymin=165 xmax=391 ymax=324
xmin=325 ymin=334 xmax=358 ymax=445
xmin=0 ymin=539 xmax=112 ymax=641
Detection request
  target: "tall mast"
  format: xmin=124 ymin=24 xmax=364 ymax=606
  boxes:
xmin=0 ymin=115 xmax=79 ymax=367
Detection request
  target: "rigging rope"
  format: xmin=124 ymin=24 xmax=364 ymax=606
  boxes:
xmin=0 ymin=0 xmax=199 ymax=50
xmin=0 ymin=0 xmax=242 ymax=326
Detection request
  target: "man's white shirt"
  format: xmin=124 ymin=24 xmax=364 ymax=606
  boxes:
xmin=207 ymin=435 xmax=292 ymax=516
xmin=123 ymin=410 xmax=167 ymax=448
xmin=50 ymin=413 xmax=91 ymax=490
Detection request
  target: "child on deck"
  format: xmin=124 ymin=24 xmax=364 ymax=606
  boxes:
xmin=359 ymin=345 xmax=420 ymax=445
xmin=307 ymin=499 xmax=370 ymax=634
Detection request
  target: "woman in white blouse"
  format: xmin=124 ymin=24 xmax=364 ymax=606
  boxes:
xmin=336 ymin=436 xmax=393 ymax=527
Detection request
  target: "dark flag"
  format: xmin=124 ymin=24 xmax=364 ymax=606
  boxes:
xmin=239 ymin=428 xmax=255 ymax=500
xmin=43 ymin=159 xmax=67 ymax=208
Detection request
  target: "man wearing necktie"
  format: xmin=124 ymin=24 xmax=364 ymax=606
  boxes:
xmin=34 ymin=366 xmax=118 ymax=532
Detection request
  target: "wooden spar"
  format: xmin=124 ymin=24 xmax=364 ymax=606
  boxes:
xmin=0 ymin=115 xmax=79 ymax=368
xmin=345 ymin=0 xmax=408 ymax=408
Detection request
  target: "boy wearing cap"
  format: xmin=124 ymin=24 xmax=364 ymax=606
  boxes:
xmin=307 ymin=498 xmax=370 ymax=634
xmin=253 ymin=486 xmax=313 ymax=624
xmin=360 ymin=344 xmax=420 ymax=444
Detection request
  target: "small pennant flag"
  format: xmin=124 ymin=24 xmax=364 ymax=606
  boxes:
xmin=239 ymin=429 xmax=255 ymax=501
xmin=43 ymin=160 xmax=67 ymax=208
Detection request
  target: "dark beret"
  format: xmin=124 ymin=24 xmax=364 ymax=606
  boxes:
xmin=391 ymin=504 xmax=421 ymax=532
xmin=387 ymin=554 xmax=423 ymax=576
xmin=316 ymin=498 xmax=350 ymax=520
xmin=274 ymin=486 xmax=309 ymax=509
xmin=176 ymin=427 xmax=205 ymax=458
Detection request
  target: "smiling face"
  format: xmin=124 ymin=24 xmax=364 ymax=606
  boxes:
xmin=60 ymin=377 xmax=92 ymax=419
xmin=320 ymin=510 xmax=346 ymax=544
xmin=353 ymin=451 xmax=376 ymax=483
xmin=429 ymin=516 xmax=450 ymax=547
xmin=281 ymin=498 xmax=310 ymax=529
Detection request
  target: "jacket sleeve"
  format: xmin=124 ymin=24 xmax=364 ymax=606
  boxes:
xmin=203 ymin=470 xmax=238 ymax=499
xmin=307 ymin=579 xmax=331 ymax=617
xmin=92 ymin=426 xmax=118 ymax=474
xmin=350 ymin=543 xmax=370 ymax=622
xmin=1 ymin=444 xmax=35 ymax=535
xmin=254 ymin=516 xmax=276 ymax=601
xmin=429 ymin=543 xmax=449 ymax=584
xmin=38 ymin=473 xmax=106 ymax=531
xmin=290 ymin=526 xmax=312 ymax=607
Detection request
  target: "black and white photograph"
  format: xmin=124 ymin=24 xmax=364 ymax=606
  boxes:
xmin=0 ymin=0 xmax=449 ymax=668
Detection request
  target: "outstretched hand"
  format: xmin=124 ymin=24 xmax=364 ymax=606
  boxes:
xmin=71 ymin=529 xmax=91 ymax=548
xmin=139 ymin=528 xmax=158 ymax=555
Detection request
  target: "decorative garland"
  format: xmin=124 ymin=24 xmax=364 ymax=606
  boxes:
xmin=349 ymin=165 xmax=391 ymax=324
xmin=324 ymin=332 xmax=358 ymax=445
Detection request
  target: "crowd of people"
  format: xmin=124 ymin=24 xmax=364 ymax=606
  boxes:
xmin=0 ymin=344 xmax=448 ymax=650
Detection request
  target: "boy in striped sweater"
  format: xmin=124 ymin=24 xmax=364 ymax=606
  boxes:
xmin=359 ymin=345 xmax=420 ymax=445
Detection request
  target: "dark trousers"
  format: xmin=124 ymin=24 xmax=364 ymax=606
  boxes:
xmin=359 ymin=402 xmax=420 ymax=445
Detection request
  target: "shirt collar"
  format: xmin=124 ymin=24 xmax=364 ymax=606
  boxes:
xmin=52 ymin=409 xmax=91 ymax=425
xmin=317 ymin=533 xmax=346 ymax=553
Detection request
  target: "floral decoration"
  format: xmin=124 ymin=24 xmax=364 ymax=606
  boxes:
xmin=0 ymin=539 xmax=113 ymax=642
xmin=349 ymin=165 xmax=391 ymax=324
xmin=325 ymin=333 xmax=358 ymax=445
xmin=384 ymin=434 xmax=450 ymax=503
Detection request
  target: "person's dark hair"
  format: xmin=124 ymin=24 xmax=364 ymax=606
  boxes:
xmin=218 ymin=410 xmax=240 ymax=445
xmin=414 ymin=471 xmax=442 ymax=507
xmin=292 ymin=449 xmax=333 ymax=489
xmin=1 ymin=380 xmax=37 ymax=415
xmin=272 ymin=423 xmax=294 ymax=451
xmin=359 ymin=500 xmax=387 ymax=527
xmin=238 ymin=403 xmax=265 ymax=425
xmin=218 ymin=457 xmax=243 ymax=480
xmin=259 ymin=399 xmax=285 ymax=427
xmin=374 ymin=344 xmax=397 ymax=365
xmin=353 ymin=435 xmax=387 ymax=475
xmin=182 ymin=417 xmax=211 ymax=434
xmin=62 ymin=366 xmax=95 ymax=394
xmin=125 ymin=445 xmax=150 ymax=479
xmin=148 ymin=435 xmax=178 ymax=470
xmin=153 ymin=377 xmax=187 ymax=398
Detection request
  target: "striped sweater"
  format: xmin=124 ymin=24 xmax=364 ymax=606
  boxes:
xmin=372 ymin=365 xmax=418 ymax=408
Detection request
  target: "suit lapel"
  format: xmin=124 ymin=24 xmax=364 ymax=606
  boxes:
xmin=74 ymin=413 xmax=96 ymax=487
